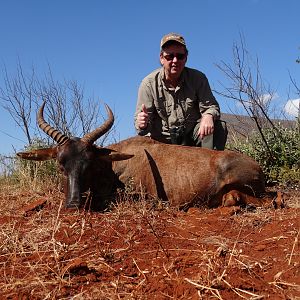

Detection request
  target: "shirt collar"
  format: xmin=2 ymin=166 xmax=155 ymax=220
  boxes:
xmin=159 ymin=67 xmax=186 ymax=89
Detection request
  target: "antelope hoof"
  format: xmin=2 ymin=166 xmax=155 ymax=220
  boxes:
xmin=222 ymin=190 xmax=241 ymax=207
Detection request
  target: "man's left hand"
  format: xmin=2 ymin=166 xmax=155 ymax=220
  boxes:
xmin=198 ymin=114 xmax=214 ymax=139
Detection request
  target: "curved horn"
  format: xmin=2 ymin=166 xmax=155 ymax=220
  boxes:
xmin=37 ymin=101 xmax=69 ymax=145
xmin=81 ymin=104 xmax=114 ymax=144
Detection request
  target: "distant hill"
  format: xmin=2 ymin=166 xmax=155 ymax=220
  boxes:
xmin=221 ymin=113 xmax=297 ymax=143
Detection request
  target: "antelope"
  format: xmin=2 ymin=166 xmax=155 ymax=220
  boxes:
xmin=17 ymin=102 xmax=282 ymax=210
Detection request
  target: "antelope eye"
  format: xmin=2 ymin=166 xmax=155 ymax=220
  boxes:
xmin=59 ymin=165 xmax=66 ymax=174
xmin=57 ymin=153 xmax=68 ymax=167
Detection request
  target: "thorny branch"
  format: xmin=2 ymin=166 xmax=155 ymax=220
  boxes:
xmin=215 ymin=34 xmax=283 ymax=160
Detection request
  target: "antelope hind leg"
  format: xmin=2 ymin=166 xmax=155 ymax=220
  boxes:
xmin=222 ymin=190 xmax=285 ymax=208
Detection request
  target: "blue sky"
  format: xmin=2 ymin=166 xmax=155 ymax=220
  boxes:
xmin=0 ymin=0 xmax=299 ymax=155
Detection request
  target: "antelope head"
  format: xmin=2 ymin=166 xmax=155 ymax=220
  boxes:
xmin=17 ymin=102 xmax=133 ymax=210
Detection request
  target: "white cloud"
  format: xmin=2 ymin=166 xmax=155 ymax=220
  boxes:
xmin=259 ymin=93 xmax=279 ymax=104
xmin=284 ymin=99 xmax=300 ymax=117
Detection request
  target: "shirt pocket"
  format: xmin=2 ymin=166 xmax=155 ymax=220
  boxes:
xmin=183 ymin=98 xmax=200 ymax=122
xmin=184 ymin=98 xmax=197 ymax=114
xmin=154 ymin=97 xmax=168 ymax=120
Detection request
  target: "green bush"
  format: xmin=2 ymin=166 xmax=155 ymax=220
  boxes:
xmin=229 ymin=124 xmax=300 ymax=188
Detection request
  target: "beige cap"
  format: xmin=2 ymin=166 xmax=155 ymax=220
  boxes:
xmin=160 ymin=33 xmax=186 ymax=49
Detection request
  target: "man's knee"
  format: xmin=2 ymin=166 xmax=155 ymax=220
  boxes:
xmin=213 ymin=120 xmax=228 ymax=150
xmin=192 ymin=120 xmax=228 ymax=150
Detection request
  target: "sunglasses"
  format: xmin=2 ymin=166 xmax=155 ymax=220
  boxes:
xmin=163 ymin=52 xmax=187 ymax=61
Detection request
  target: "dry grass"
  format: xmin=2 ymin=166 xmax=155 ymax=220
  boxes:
xmin=0 ymin=174 xmax=299 ymax=299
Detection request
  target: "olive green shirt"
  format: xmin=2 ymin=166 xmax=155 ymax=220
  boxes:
xmin=134 ymin=67 xmax=220 ymax=143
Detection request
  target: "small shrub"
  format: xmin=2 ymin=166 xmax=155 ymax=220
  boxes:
xmin=2 ymin=138 xmax=63 ymax=191
xmin=229 ymin=124 xmax=300 ymax=188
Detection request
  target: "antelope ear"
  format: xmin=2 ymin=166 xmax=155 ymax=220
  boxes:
xmin=108 ymin=153 xmax=134 ymax=161
xmin=17 ymin=147 xmax=58 ymax=161
xmin=96 ymin=147 xmax=134 ymax=161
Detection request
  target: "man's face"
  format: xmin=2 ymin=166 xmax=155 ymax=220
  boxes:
xmin=160 ymin=43 xmax=187 ymax=79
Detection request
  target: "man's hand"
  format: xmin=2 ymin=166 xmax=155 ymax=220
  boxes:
xmin=137 ymin=104 xmax=149 ymax=129
xmin=198 ymin=114 xmax=214 ymax=139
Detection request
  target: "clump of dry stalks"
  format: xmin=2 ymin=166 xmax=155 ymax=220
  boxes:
xmin=0 ymin=162 xmax=299 ymax=299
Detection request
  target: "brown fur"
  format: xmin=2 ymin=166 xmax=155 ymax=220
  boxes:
xmin=109 ymin=136 xmax=271 ymax=208
xmin=18 ymin=134 xmax=281 ymax=210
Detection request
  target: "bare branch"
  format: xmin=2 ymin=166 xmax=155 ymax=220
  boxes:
xmin=0 ymin=61 xmax=109 ymax=148
xmin=0 ymin=61 xmax=34 ymax=144
xmin=214 ymin=34 xmax=283 ymax=159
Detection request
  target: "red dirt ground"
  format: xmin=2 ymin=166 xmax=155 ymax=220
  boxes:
xmin=0 ymin=188 xmax=299 ymax=299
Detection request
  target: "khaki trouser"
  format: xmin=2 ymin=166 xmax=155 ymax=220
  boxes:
xmin=181 ymin=120 xmax=228 ymax=150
